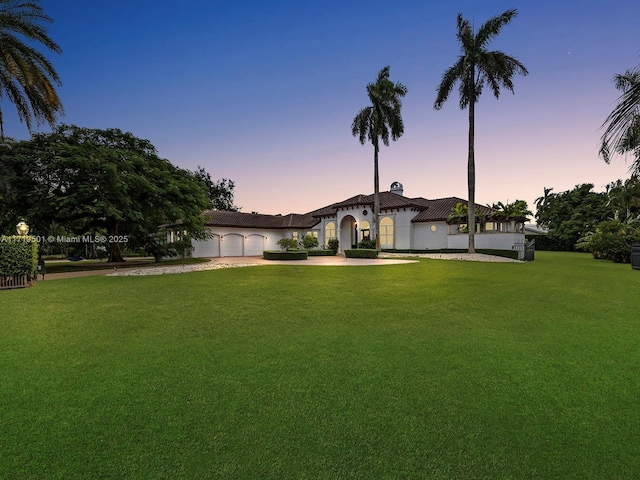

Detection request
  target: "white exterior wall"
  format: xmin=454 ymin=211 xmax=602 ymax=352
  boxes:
xmin=411 ymin=222 xmax=449 ymax=250
xmin=191 ymin=227 xmax=290 ymax=257
xmin=332 ymin=207 xmax=420 ymax=251
xmin=193 ymin=234 xmax=220 ymax=257
xmin=447 ymin=232 xmax=525 ymax=251
xmin=391 ymin=210 xmax=418 ymax=250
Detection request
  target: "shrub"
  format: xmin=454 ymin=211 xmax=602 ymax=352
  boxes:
xmin=327 ymin=238 xmax=339 ymax=255
xmin=263 ymin=250 xmax=308 ymax=260
xmin=307 ymin=249 xmax=335 ymax=256
xmin=0 ymin=235 xmax=39 ymax=277
xmin=302 ymin=235 xmax=319 ymax=250
xmin=344 ymin=249 xmax=379 ymax=259
xmin=358 ymin=239 xmax=376 ymax=249
xmin=277 ymin=238 xmax=299 ymax=251
xmin=576 ymin=219 xmax=640 ymax=263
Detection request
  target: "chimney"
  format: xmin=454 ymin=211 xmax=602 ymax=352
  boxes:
xmin=390 ymin=181 xmax=404 ymax=196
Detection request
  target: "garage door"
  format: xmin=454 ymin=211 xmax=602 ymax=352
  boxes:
xmin=192 ymin=235 xmax=220 ymax=258
xmin=245 ymin=235 xmax=265 ymax=256
xmin=220 ymin=234 xmax=243 ymax=257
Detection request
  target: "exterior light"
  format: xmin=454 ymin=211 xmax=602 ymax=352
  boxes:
xmin=16 ymin=220 xmax=29 ymax=236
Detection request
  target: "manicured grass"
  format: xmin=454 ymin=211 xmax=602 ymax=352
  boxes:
xmin=1 ymin=252 xmax=639 ymax=478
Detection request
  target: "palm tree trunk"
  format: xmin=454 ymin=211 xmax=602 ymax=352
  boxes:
xmin=467 ymin=85 xmax=476 ymax=253
xmin=374 ymin=140 xmax=381 ymax=251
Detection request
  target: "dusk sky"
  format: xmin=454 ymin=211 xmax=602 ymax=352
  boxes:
xmin=8 ymin=1 xmax=639 ymax=217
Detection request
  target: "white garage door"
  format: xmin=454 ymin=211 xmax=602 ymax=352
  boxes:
xmin=192 ymin=235 xmax=220 ymax=258
xmin=245 ymin=235 xmax=265 ymax=256
xmin=221 ymin=234 xmax=243 ymax=257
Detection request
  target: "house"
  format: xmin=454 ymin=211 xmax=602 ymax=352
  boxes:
xmin=185 ymin=182 xmax=528 ymax=258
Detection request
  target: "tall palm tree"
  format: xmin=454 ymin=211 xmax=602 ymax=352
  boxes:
xmin=434 ymin=9 xmax=528 ymax=253
xmin=600 ymin=67 xmax=640 ymax=175
xmin=0 ymin=0 xmax=63 ymax=136
xmin=352 ymin=65 xmax=407 ymax=250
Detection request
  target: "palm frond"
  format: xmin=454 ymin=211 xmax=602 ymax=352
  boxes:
xmin=475 ymin=9 xmax=518 ymax=48
xmin=600 ymin=66 xmax=640 ymax=174
xmin=434 ymin=58 xmax=464 ymax=110
xmin=0 ymin=0 xmax=63 ymax=135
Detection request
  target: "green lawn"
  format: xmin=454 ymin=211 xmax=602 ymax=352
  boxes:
xmin=1 ymin=252 xmax=639 ymax=479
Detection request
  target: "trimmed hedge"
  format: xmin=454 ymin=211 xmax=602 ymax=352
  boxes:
xmin=0 ymin=235 xmax=38 ymax=276
xmin=344 ymin=249 xmax=379 ymax=259
xmin=381 ymin=248 xmax=519 ymax=260
xmin=263 ymin=250 xmax=308 ymax=261
xmin=307 ymin=249 xmax=335 ymax=256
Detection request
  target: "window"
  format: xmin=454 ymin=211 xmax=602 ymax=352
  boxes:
xmin=380 ymin=217 xmax=394 ymax=246
xmin=306 ymin=231 xmax=318 ymax=238
xmin=325 ymin=221 xmax=336 ymax=240
xmin=360 ymin=221 xmax=370 ymax=241
xmin=292 ymin=231 xmax=299 ymax=241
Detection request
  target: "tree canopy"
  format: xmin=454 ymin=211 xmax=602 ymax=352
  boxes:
xmin=0 ymin=125 xmax=211 ymax=261
xmin=192 ymin=166 xmax=239 ymax=211
xmin=535 ymin=183 xmax=612 ymax=251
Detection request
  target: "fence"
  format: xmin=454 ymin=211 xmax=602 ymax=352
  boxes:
xmin=513 ymin=239 xmax=535 ymax=261
xmin=0 ymin=274 xmax=32 ymax=290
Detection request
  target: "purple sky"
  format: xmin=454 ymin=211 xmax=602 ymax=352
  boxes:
xmin=8 ymin=1 xmax=639 ymax=217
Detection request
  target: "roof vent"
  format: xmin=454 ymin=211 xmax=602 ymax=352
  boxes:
xmin=390 ymin=181 xmax=403 ymax=196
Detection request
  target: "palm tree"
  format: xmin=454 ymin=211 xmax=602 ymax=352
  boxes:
xmin=434 ymin=9 xmax=528 ymax=253
xmin=352 ymin=65 xmax=407 ymax=250
xmin=600 ymin=67 xmax=640 ymax=175
xmin=0 ymin=0 xmax=64 ymax=136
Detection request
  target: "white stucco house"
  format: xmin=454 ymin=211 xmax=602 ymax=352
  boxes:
xmin=185 ymin=182 xmax=528 ymax=258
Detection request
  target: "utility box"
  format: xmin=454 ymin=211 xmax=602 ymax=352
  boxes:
xmin=37 ymin=260 xmax=47 ymax=279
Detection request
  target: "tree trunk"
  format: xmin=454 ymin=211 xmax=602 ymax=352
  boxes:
xmin=373 ymin=140 xmax=381 ymax=251
xmin=467 ymin=82 xmax=476 ymax=253
xmin=107 ymin=223 xmax=125 ymax=262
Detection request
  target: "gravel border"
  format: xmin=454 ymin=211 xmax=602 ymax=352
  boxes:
xmin=106 ymin=262 xmax=260 ymax=277
xmin=106 ymin=252 xmax=520 ymax=277
xmin=378 ymin=252 xmax=521 ymax=263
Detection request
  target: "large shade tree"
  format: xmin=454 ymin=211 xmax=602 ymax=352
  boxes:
xmin=352 ymin=65 xmax=407 ymax=250
xmin=0 ymin=0 xmax=63 ymax=136
xmin=600 ymin=66 xmax=640 ymax=175
xmin=0 ymin=125 xmax=211 ymax=262
xmin=434 ymin=9 xmax=528 ymax=253
xmin=192 ymin=166 xmax=239 ymax=211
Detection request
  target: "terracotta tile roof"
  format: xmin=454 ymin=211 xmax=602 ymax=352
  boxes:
xmin=202 ymin=192 xmax=502 ymax=230
xmin=202 ymin=210 xmax=319 ymax=229
xmin=311 ymin=191 xmax=428 ymax=216
xmin=410 ymin=197 xmax=495 ymax=223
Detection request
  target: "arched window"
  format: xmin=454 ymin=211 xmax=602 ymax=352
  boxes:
xmin=360 ymin=221 xmax=370 ymax=241
xmin=380 ymin=217 xmax=394 ymax=247
xmin=325 ymin=221 xmax=336 ymax=241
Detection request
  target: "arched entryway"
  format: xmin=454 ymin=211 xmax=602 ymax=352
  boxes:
xmin=340 ymin=215 xmax=357 ymax=251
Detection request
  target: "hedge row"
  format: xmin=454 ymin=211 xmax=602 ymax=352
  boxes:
xmin=0 ymin=236 xmax=39 ymax=276
xmin=307 ymin=249 xmax=335 ymax=256
xmin=344 ymin=249 xmax=379 ymax=259
xmin=263 ymin=250 xmax=308 ymax=261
